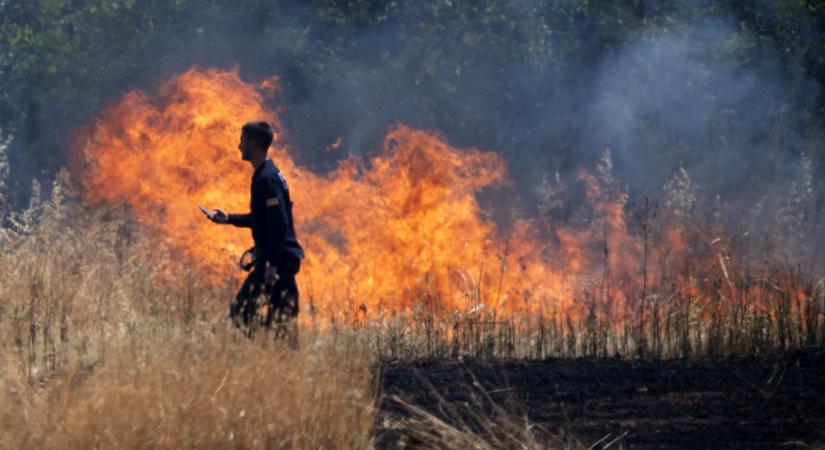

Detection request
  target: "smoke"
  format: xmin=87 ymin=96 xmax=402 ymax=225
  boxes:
xmin=259 ymin=5 xmax=821 ymax=213
xmin=585 ymin=20 xmax=818 ymax=197
xmin=2 ymin=1 xmax=823 ymax=234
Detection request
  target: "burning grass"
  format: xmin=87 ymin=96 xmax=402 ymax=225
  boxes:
xmin=0 ymin=195 xmax=578 ymax=449
xmin=1 ymin=66 xmax=824 ymax=447
xmin=0 ymin=167 xmax=822 ymax=447
xmin=66 ymin=67 xmax=825 ymax=360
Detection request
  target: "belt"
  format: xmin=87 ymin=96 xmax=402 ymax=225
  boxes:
xmin=239 ymin=248 xmax=301 ymax=273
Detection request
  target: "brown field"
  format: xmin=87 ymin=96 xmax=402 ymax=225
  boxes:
xmin=1 ymin=182 xmax=824 ymax=449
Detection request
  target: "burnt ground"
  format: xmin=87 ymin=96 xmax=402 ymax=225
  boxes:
xmin=376 ymin=347 xmax=825 ymax=449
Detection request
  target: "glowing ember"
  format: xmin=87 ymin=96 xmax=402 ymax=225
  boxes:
xmin=71 ymin=67 xmax=800 ymax=325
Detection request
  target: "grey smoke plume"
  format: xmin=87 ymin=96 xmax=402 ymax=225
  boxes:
xmin=585 ymin=21 xmax=818 ymax=197
xmin=2 ymin=2 xmax=823 ymax=236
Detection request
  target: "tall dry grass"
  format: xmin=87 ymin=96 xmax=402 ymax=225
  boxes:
xmin=0 ymin=328 xmax=377 ymax=449
xmin=0 ymin=151 xmax=822 ymax=448
xmin=0 ymin=182 xmax=379 ymax=449
xmin=0 ymin=174 xmax=568 ymax=449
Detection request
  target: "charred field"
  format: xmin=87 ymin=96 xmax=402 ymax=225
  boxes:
xmin=378 ymin=348 xmax=825 ymax=449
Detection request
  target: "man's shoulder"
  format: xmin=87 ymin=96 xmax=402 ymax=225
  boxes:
xmin=251 ymin=160 xmax=273 ymax=181
xmin=253 ymin=161 xmax=285 ymax=191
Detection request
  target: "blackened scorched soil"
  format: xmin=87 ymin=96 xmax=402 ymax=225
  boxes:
xmin=376 ymin=347 xmax=825 ymax=449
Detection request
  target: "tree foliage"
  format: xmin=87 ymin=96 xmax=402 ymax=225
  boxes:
xmin=1 ymin=0 xmax=824 ymax=208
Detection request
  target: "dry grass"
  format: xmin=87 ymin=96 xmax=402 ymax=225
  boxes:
xmin=384 ymin=373 xmax=590 ymax=450
xmin=0 ymin=186 xmax=568 ymax=449
xmin=0 ymin=169 xmax=822 ymax=448
xmin=0 ymin=328 xmax=376 ymax=449
xmin=0 ymin=195 xmax=379 ymax=449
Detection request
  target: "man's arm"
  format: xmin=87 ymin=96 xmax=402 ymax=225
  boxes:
xmin=227 ymin=213 xmax=252 ymax=228
xmin=207 ymin=208 xmax=252 ymax=227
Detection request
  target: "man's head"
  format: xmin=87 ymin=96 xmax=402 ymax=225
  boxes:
xmin=239 ymin=121 xmax=274 ymax=161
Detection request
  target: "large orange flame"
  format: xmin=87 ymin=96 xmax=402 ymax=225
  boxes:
xmin=72 ymin=68 xmax=276 ymax=278
xmin=72 ymin=67 xmax=800 ymax=326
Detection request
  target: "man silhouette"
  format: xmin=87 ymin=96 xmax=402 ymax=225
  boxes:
xmin=208 ymin=121 xmax=304 ymax=333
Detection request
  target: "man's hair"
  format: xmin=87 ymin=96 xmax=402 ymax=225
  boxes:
xmin=242 ymin=121 xmax=274 ymax=150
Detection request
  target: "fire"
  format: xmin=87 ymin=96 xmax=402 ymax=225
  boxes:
xmin=71 ymin=68 xmax=276 ymax=278
xmin=71 ymin=67 xmax=804 ymax=327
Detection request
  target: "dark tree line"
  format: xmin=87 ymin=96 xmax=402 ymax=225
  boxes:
xmin=2 ymin=0 xmax=825 ymax=215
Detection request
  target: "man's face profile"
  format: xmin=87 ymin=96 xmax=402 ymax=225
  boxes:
xmin=238 ymin=132 xmax=253 ymax=161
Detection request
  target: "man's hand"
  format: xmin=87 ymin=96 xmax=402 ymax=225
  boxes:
xmin=210 ymin=208 xmax=229 ymax=224
xmin=265 ymin=266 xmax=279 ymax=286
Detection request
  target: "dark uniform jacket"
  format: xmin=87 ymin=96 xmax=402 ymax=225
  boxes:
xmin=228 ymin=159 xmax=304 ymax=267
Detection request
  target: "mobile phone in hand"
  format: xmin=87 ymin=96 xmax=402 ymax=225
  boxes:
xmin=198 ymin=205 xmax=214 ymax=220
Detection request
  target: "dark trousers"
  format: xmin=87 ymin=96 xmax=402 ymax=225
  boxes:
xmin=230 ymin=258 xmax=300 ymax=330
